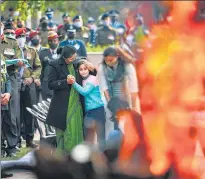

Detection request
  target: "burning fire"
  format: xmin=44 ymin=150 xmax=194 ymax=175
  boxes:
xmin=119 ymin=1 xmax=205 ymax=178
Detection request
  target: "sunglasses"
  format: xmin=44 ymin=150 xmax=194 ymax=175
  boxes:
xmin=4 ymin=32 xmax=15 ymax=35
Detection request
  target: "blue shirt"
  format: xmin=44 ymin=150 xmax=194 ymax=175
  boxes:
xmin=72 ymin=75 xmax=104 ymax=112
xmin=59 ymin=39 xmax=87 ymax=57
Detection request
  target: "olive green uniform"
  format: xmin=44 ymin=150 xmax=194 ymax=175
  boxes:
xmin=1 ymin=36 xmax=21 ymax=151
xmin=19 ymin=45 xmax=42 ymax=143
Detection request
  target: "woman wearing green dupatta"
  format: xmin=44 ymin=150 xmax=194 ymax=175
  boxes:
xmin=46 ymin=45 xmax=96 ymax=154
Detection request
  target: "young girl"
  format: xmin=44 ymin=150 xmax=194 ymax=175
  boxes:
xmin=70 ymin=60 xmax=105 ymax=149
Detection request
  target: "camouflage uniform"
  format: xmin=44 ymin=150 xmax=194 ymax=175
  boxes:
xmin=20 ymin=45 xmax=42 ymax=145
xmin=1 ymin=35 xmax=21 ymax=153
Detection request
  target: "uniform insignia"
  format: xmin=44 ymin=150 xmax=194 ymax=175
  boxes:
xmin=108 ymin=34 xmax=114 ymax=40
xmin=3 ymin=48 xmax=15 ymax=56
xmin=27 ymin=52 xmax=32 ymax=60
xmin=74 ymin=43 xmax=80 ymax=50
xmin=83 ymin=32 xmax=89 ymax=38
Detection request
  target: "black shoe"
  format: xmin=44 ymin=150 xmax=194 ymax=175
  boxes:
xmin=6 ymin=151 xmax=17 ymax=157
xmin=1 ymin=171 xmax=13 ymax=178
xmin=26 ymin=141 xmax=38 ymax=148
xmin=1 ymin=150 xmax=6 ymax=158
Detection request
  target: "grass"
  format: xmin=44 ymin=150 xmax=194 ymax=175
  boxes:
xmin=3 ymin=146 xmax=32 ymax=161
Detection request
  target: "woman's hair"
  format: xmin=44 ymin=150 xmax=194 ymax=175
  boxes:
xmin=103 ymin=47 xmax=118 ymax=57
xmin=57 ymin=45 xmax=77 ymax=59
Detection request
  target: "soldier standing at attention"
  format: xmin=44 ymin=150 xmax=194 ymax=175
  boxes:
xmin=15 ymin=28 xmax=42 ymax=148
xmin=1 ymin=22 xmax=22 ymax=157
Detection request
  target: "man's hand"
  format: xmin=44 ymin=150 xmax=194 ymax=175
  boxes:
xmin=1 ymin=93 xmax=11 ymax=105
xmin=23 ymin=77 xmax=33 ymax=85
xmin=84 ymin=61 xmax=94 ymax=72
xmin=67 ymin=75 xmax=75 ymax=84
xmin=17 ymin=60 xmax=25 ymax=67
xmin=34 ymin=79 xmax=41 ymax=86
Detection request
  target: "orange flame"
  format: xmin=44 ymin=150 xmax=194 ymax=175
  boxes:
xmin=121 ymin=1 xmax=205 ymax=178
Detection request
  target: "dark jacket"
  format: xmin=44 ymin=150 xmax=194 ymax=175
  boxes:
xmin=46 ymin=57 xmax=96 ymax=130
xmin=39 ymin=48 xmax=58 ymax=99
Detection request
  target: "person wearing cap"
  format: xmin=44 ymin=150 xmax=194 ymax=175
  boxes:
xmin=38 ymin=16 xmax=49 ymax=47
xmin=72 ymin=15 xmax=89 ymax=44
xmin=95 ymin=13 xmax=116 ymax=46
xmin=98 ymin=47 xmax=140 ymax=130
xmin=1 ymin=22 xmax=23 ymax=156
xmin=108 ymin=10 xmax=126 ymax=44
xmin=38 ymin=31 xmax=60 ymax=135
xmin=46 ymin=45 xmax=96 ymax=153
xmin=59 ymin=24 xmax=87 ymax=57
xmin=15 ymin=28 xmax=42 ymax=148
xmin=87 ymin=17 xmax=97 ymax=47
xmin=45 ymin=8 xmax=54 ymax=21
xmin=62 ymin=13 xmax=72 ymax=27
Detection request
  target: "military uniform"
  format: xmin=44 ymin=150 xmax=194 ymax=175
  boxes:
xmin=1 ymin=35 xmax=21 ymax=153
xmin=1 ymin=54 xmax=14 ymax=156
xmin=95 ymin=25 xmax=116 ymax=46
xmin=75 ymin=26 xmax=90 ymax=44
xmin=19 ymin=45 xmax=41 ymax=145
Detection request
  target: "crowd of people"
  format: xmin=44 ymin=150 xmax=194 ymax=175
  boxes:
xmin=1 ymin=7 xmax=145 ymax=158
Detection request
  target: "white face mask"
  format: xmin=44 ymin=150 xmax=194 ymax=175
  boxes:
xmin=17 ymin=37 xmax=26 ymax=48
xmin=74 ymin=21 xmax=83 ymax=28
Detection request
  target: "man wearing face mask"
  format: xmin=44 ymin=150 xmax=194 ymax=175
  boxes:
xmin=87 ymin=17 xmax=97 ymax=47
xmin=98 ymin=47 xmax=140 ymax=130
xmin=96 ymin=13 xmax=116 ymax=46
xmin=29 ymin=30 xmax=45 ymax=104
xmin=15 ymin=28 xmax=42 ymax=148
xmin=1 ymin=21 xmax=22 ymax=157
xmin=38 ymin=31 xmax=59 ymax=135
xmin=38 ymin=16 xmax=49 ymax=47
xmin=73 ymin=15 xmax=89 ymax=44
xmin=60 ymin=24 xmax=87 ymax=57
xmin=108 ymin=10 xmax=126 ymax=44
xmin=62 ymin=13 xmax=72 ymax=30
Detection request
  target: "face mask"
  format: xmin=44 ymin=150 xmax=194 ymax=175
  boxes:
xmin=49 ymin=43 xmax=58 ymax=50
xmin=74 ymin=21 xmax=82 ymax=28
xmin=31 ymin=39 xmax=40 ymax=46
xmin=67 ymin=33 xmax=75 ymax=39
xmin=17 ymin=37 xmax=26 ymax=48
xmin=46 ymin=14 xmax=53 ymax=20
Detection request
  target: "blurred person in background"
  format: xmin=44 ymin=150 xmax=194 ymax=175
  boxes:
xmin=15 ymin=28 xmax=41 ymax=148
xmin=38 ymin=16 xmax=49 ymax=47
xmin=60 ymin=24 xmax=87 ymax=57
xmin=62 ymin=13 xmax=73 ymax=31
xmin=73 ymin=15 xmax=89 ymax=44
xmin=108 ymin=10 xmax=126 ymax=44
xmin=95 ymin=13 xmax=116 ymax=46
xmin=87 ymin=17 xmax=97 ymax=47
xmin=98 ymin=47 xmax=140 ymax=130
xmin=16 ymin=18 xmax=24 ymax=28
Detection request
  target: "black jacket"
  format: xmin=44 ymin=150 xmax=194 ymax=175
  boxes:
xmin=46 ymin=57 xmax=97 ymax=130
